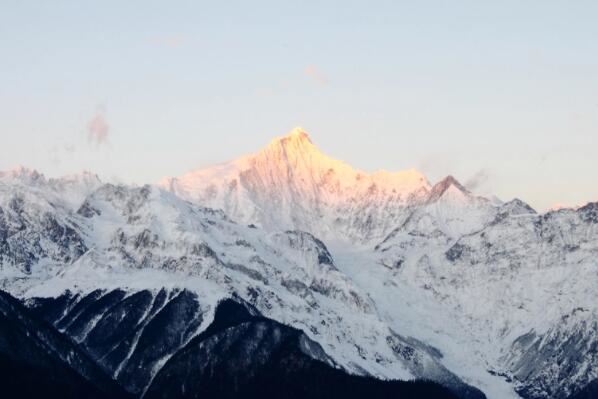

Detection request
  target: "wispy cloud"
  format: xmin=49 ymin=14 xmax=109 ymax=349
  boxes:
xmin=304 ymin=65 xmax=328 ymax=85
xmin=87 ymin=108 xmax=110 ymax=146
xmin=465 ymin=169 xmax=492 ymax=191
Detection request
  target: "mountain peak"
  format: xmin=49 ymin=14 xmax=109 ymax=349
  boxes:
xmin=0 ymin=165 xmax=45 ymax=183
xmin=160 ymin=128 xmax=435 ymax=241
xmin=427 ymin=175 xmax=469 ymax=202
xmin=260 ymin=127 xmax=330 ymax=170
xmin=500 ymin=198 xmax=536 ymax=215
xmin=287 ymin=126 xmax=311 ymax=141
xmin=53 ymin=171 xmax=102 ymax=184
xmin=438 ymin=175 xmax=464 ymax=188
xmin=267 ymin=127 xmax=314 ymax=150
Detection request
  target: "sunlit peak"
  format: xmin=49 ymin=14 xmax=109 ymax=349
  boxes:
xmin=288 ymin=126 xmax=309 ymax=137
xmin=279 ymin=127 xmax=312 ymax=143
xmin=266 ymin=127 xmax=315 ymax=153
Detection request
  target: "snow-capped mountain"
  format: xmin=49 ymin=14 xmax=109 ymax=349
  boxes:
xmin=368 ymin=187 xmax=598 ymax=399
xmin=0 ymin=172 xmax=481 ymax=398
xmin=160 ymin=128 xmax=431 ymax=242
xmin=0 ymin=128 xmax=596 ymax=399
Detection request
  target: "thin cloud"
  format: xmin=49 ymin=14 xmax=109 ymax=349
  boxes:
xmin=304 ymin=65 xmax=328 ymax=85
xmin=465 ymin=169 xmax=492 ymax=191
xmin=87 ymin=109 xmax=110 ymax=146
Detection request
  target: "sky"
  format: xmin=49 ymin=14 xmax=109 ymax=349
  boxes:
xmin=1 ymin=0 xmax=597 ymax=211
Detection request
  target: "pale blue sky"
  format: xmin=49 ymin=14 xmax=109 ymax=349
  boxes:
xmin=1 ymin=1 xmax=597 ymax=210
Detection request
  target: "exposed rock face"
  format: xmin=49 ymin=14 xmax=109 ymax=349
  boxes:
xmin=145 ymin=298 xmax=467 ymax=399
xmin=28 ymin=288 xmax=205 ymax=394
xmin=0 ymin=193 xmax=87 ymax=274
xmin=0 ymin=287 xmax=466 ymax=399
xmin=503 ymin=312 xmax=598 ymax=399
xmin=376 ymin=195 xmax=598 ymax=399
xmin=0 ymin=290 xmax=130 ymax=399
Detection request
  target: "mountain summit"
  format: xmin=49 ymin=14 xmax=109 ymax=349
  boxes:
xmin=273 ymin=126 xmax=313 ymax=144
xmin=427 ymin=175 xmax=470 ymax=203
xmin=160 ymin=128 xmax=434 ymax=241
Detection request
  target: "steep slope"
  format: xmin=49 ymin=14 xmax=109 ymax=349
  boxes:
xmin=503 ymin=310 xmax=598 ymax=399
xmin=23 ymin=288 xmax=465 ymax=399
xmin=0 ymin=286 xmax=465 ymax=399
xmin=0 ymin=178 xmax=481 ymax=397
xmin=160 ymin=128 xmax=431 ymax=242
xmin=376 ymin=175 xmax=497 ymax=265
xmin=145 ymin=298 xmax=462 ymax=399
xmin=373 ymin=197 xmax=598 ymax=399
xmin=0 ymin=166 xmax=102 ymax=208
xmin=0 ymin=168 xmax=92 ymax=278
xmin=27 ymin=288 xmax=206 ymax=395
xmin=0 ymin=289 xmax=130 ymax=399
xmin=569 ymin=379 xmax=598 ymax=399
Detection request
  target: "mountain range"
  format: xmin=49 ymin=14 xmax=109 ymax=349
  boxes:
xmin=0 ymin=128 xmax=596 ymax=399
